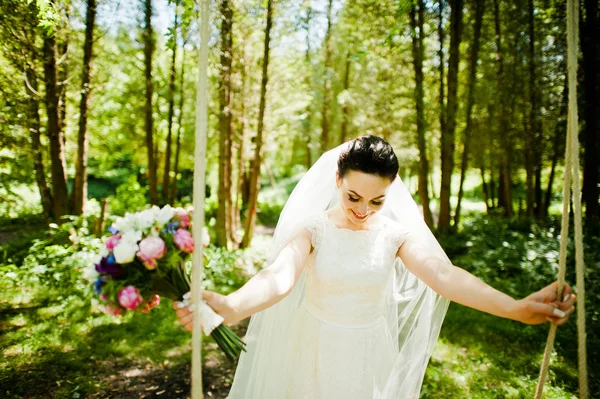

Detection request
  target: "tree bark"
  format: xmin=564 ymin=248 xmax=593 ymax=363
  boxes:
xmin=493 ymin=0 xmax=513 ymax=216
xmin=304 ymin=3 xmax=313 ymax=167
xmin=544 ymin=81 xmax=568 ymax=216
xmin=438 ymin=0 xmax=463 ymax=233
xmin=217 ymin=0 xmax=234 ymax=247
xmin=170 ymin=47 xmax=186 ymax=204
xmin=582 ymin=0 xmax=600 ymax=221
xmin=43 ymin=33 xmax=70 ymax=221
xmin=454 ymin=0 xmax=484 ymax=228
xmin=437 ymin=0 xmax=446 ymax=144
xmin=143 ymin=0 xmax=158 ymax=205
xmin=73 ymin=0 xmax=97 ymax=215
xmin=162 ymin=8 xmax=178 ymax=204
xmin=320 ymin=0 xmax=333 ymax=154
xmin=26 ymin=65 xmax=54 ymax=223
xmin=241 ymin=0 xmax=273 ymax=249
xmin=340 ymin=51 xmax=351 ymax=144
xmin=409 ymin=0 xmax=434 ymax=228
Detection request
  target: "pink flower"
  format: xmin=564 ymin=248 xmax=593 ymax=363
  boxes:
xmin=176 ymin=208 xmax=191 ymax=228
xmin=118 ymin=286 xmax=143 ymax=310
xmin=103 ymin=303 xmax=124 ymax=316
xmin=105 ymin=235 xmax=121 ymax=251
xmin=136 ymin=236 xmax=166 ymax=270
xmin=174 ymin=228 xmax=194 ymax=253
xmin=140 ymin=295 xmax=160 ymax=313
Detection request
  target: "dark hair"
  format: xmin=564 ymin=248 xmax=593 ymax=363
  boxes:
xmin=337 ymin=136 xmax=399 ymax=182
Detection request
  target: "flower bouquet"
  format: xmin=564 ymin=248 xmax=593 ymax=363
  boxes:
xmin=88 ymin=205 xmax=246 ymax=360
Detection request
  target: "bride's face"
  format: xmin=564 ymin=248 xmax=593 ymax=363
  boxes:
xmin=336 ymin=170 xmax=392 ymax=226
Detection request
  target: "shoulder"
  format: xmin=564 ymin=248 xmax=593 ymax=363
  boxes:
xmin=379 ymin=214 xmax=410 ymax=248
xmin=303 ymin=211 xmax=327 ymax=251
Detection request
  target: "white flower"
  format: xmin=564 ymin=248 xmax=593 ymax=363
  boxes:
xmin=113 ymin=240 xmax=139 ymax=264
xmin=156 ymin=205 xmax=175 ymax=227
xmin=135 ymin=209 xmax=155 ymax=231
xmin=121 ymin=230 xmax=142 ymax=244
xmin=112 ymin=216 xmax=131 ymax=233
xmin=83 ymin=264 xmax=100 ymax=283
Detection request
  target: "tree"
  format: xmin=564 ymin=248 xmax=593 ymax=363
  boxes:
xmin=217 ymin=0 xmax=234 ymax=247
xmin=143 ymin=0 xmax=158 ymax=205
xmin=241 ymin=0 xmax=273 ymax=249
xmin=320 ymin=0 xmax=333 ymax=154
xmin=581 ymin=0 xmax=599 ymax=221
xmin=454 ymin=0 xmax=484 ymax=227
xmin=438 ymin=0 xmax=463 ymax=233
xmin=43 ymin=30 xmax=70 ymax=221
xmin=162 ymin=5 xmax=179 ymax=204
xmin=73 ymin=0 xmax=97 ymax=215
xmin=409 ymin=0 xmax=434 ymax=228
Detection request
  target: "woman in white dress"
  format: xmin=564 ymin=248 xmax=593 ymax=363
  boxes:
xmin=175 ymin=136 xmax=576 ymax=398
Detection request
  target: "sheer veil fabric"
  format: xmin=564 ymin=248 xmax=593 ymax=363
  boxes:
xmin=226 ymin=143 xmax=450 ymax=399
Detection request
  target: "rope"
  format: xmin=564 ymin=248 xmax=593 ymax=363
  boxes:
xmin=534 ymin=0 xmax=587 ymax=397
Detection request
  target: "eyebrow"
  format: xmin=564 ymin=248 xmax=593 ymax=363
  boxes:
xmin=348 ymin=190 xmax=386 ymax=200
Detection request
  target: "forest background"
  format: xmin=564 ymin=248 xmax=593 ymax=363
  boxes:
xmin=0 ymin=0 xmax=599 ymax=397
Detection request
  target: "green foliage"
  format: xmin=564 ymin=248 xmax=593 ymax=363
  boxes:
xmin=106 ymin=175 xmax=149 ymax=216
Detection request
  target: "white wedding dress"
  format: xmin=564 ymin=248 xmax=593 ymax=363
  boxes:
xmin=229 ymin=211 xmax=408 ymax=398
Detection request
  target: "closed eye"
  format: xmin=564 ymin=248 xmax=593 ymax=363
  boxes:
xmin=371 ymin=201 xmax=382 ymax=206
xmin=348 ymin=196 xmax=360 ymax=202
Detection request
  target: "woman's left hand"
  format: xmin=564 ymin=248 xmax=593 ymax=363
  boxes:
xmin=513 ymin=281 xmax=576 ymax=325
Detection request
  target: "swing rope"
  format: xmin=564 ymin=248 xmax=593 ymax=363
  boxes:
xmin=534 ymin=0 xmax=588 ymax=397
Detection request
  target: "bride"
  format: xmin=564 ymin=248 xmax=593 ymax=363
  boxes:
xmin=174 ymin=136 xmax=576 ymax=398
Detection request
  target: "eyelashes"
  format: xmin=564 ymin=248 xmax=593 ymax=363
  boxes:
xmin=348 ymin=196 xmax=383 ymax=206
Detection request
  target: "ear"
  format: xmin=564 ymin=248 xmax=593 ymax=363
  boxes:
xmin=335 ymin=171 xmax=341 ymax=188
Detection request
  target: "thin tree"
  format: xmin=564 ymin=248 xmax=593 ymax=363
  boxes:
xmin=143 ymin=0 xmax=158 ymax=205
xmin=303 ymin=1 xmax=313 ymax=167
xmin=43 ymin=31 xmax=70 ymax=221
xmin=581 ymin=0 xmax=599 ymax=221
xmin=454 ymin=0 xmax=484 ymax=227
xmin=73 ymin=0 xmax=97 ymax=215
xmin=217 ymin=0 xmax=234 ymax=247
xmin=409 ymin=0 xmax=435 ymax=228
xmin=170 ymin=44 xmax=186 ymax=204
xmin=320 ymin=0 xmax=333 ymax=154
xmin=493 ymin=0 xmax=513 ymax=216
xmin=162 ymin=5 xmax=179 ymax=203
xmin=339 ymin=51 xmax=351 ymax=144
xmin=241 ymin=0 xmax=273 ymax=249
xmin=438 ymin=0 xmax=463 ymax=233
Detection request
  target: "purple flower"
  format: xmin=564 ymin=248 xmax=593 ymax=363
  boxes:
xmin=108 ymin=225 xmax=118 ymax=235
xmin=95 ymin=257 xmax=126 ymax=278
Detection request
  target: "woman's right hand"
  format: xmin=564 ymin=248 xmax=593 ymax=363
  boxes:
xmin=172 ymin=290 xmax=239 ymax=332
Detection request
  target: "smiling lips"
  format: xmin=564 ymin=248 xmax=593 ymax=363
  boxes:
xmin=351 ymin=209 xmax=368 ymax=220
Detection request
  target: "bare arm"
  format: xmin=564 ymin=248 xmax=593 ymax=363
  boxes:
xmin=174 ymin=228 xmax=313 ymax=330
xmin=397 ymin=234 xmax=576 ymax=325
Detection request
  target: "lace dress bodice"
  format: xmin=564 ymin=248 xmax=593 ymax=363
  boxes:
xmin=303 ymin=212 xmax=407 ymax=325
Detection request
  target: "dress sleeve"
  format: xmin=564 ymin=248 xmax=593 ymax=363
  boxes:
xmin=304 ymin=212 xmax=324 ymax=251
xmin=389 ymin=220 xmax=409 ymax=251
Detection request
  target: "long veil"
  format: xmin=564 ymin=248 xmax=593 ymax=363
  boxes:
xmin=227 ymin=143 xmax=450 ymax=399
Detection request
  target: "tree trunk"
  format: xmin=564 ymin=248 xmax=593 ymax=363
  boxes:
xmin=58 ymin=4 xmax=69 ymax=140
xmin=241 ymin=0 xmax=273 ymax=249
xmin=320 ymin=0 xmax=333 ymax=154
xmin=73 ymin=0 xmax=97 ymax=215
xmin=454 ymin=0 xmax=484 ymax=228
xmin=143 ymin=0 xmax=158 ymax=205
xmin=233 ymin=60 xmax=247 ymax=239
xmin=480 ymin=166 xmax=490 ymax=211
xmin=409 ymin=0 xmax=434 ymax=228
xmin=304 ymin=3 xmax=313 ymax=167
xmin=340 ymin=51 xmax=351 ymax=144
xmin=544 ymin=81 xmax=568 ymax=216
xmin=26 ymin=65 xmax=54 ymax=223
xmin=217 ymin=0 xmax=234 ymax=247
xmin=162 ymin=8 xmax=178 ymax=204
xmin=43 ymin=34 xmax=70 ymax=221
xmin=170 ymin=47 xmax=186 ymax=204
xmin=494 ymin=0 xmax=513 ymax=216
xmin=582 ymin=0 xmax=600 ymax=221
xmin=437 ymin=0 xmax=446 ymax=144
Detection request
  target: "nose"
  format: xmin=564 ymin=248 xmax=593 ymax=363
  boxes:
xmin=356 ymin=204 xmax=368 ymax=216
